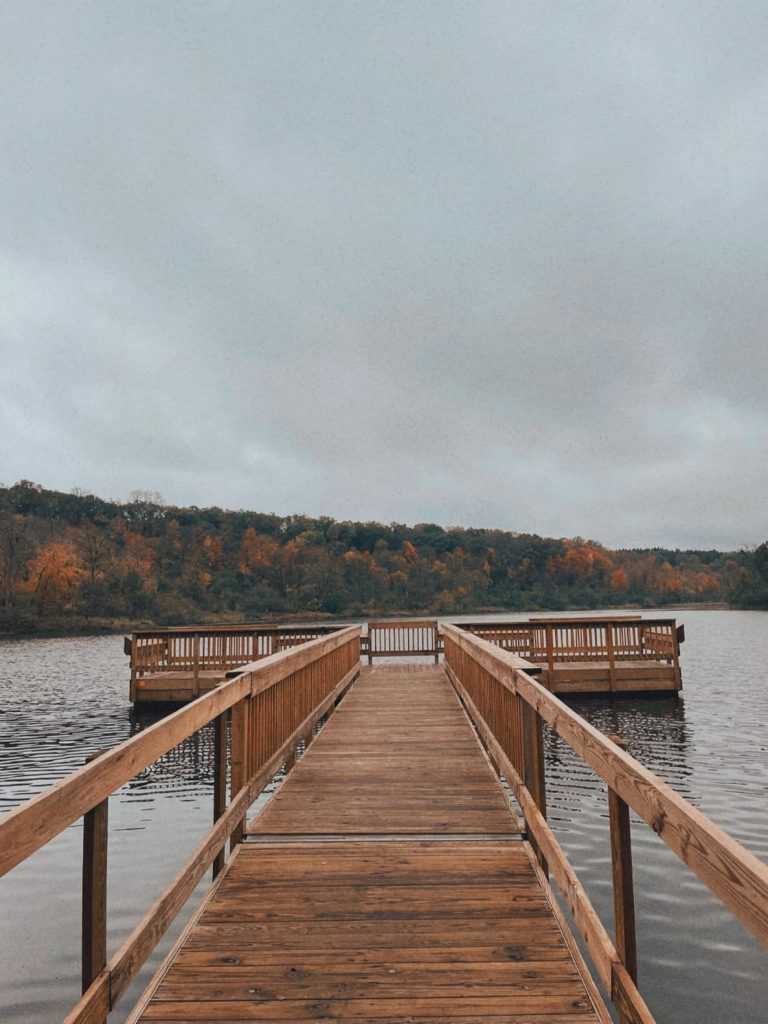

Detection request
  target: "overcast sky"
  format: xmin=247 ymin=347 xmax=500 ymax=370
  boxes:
xmin=1 ymin=3 xmax=767 ymax=550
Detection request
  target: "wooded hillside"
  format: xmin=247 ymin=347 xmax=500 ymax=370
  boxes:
xmin=0 ymin=481 xmax=762 ymax=634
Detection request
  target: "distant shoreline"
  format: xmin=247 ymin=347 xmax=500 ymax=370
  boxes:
xmin=0 ymin=601 xmax=736 ymax=641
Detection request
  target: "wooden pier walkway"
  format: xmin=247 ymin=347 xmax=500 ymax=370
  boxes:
xmin=130 ymin=666 xmax=607 ymax=1023
xmin=1 ymin=624 xmax=766 ymax=1024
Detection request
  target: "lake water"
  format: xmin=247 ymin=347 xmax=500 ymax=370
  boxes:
xmin=1 ymin=610 xmax=767 ymax=1022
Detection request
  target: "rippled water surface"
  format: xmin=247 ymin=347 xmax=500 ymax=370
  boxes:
xmin=1 ymin=610 xmax=767 ymax=1022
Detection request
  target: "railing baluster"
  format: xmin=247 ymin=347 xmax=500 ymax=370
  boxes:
xmin=608 ymin=734 xmax=638 ymax=996
xmin=82 ymin=753 xmax=108 ymax=1012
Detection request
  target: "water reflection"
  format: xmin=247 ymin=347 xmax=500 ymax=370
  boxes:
xmin=125 ymin=708 xmax=215 ymax=798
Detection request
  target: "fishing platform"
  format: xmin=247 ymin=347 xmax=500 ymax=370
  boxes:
xmin=1 ymin=624 xmax=765 ymax=1024
xmin=126 ymin=614 xmax=685 ymax=703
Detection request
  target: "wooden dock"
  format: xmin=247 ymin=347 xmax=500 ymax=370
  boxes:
xmin=130 ymin=666 xmax=608 ymax=1023
xmin=2 ymin=624 xmax=765 ymax=1024
xmin=127 ymin=616 xmax=684 ymax=704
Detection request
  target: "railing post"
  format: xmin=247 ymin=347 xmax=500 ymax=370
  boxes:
xmin=608 ymin=735 xmax=638 ymax=995
xmin=606 ymin=623 xmax=616 ymax=692
xmin=128 ymin=633 xmax=137 ymax=703
xmin=522 ymin=699 xmax=548 ymax=876
xmin=230 ymin=695 xmax=250 ymax=845
xmin=192 ymin=633 xmax=200 ymax=698
xmin=213 ymin=711 xmax=228 ymax=878
xmin=367 ymin=624 xmax=373 ymax=665
xmin=545 ymin=624 xmax=554 ymax=681
xmin=82 ymin=753 xmax=108 ymax=1012
xmin=672 ymin=621 xmax=682 ymax=692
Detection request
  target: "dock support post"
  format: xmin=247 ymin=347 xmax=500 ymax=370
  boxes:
xmin=213 ymin=711 xmax=228 ymax=878
xmin=522 ymin=703 xmax=548 ymax=876
xmin=82 ymin=754 xmax=108 ymax=1013
xmin=608 ymin=735 xmax=638 ymax=997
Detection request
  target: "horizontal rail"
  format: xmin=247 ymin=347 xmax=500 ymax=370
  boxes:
xmin=127 ymin=625 xmax=347 ymax=696
xmin=129 ymin=623 xmax=344 ymax=636
xmin=444 ymin=658 xmax=651 ymax=1021
xmin=459 ymin=617 xmax=683 ymax=685
xmin=0 ymin=626 xmax=360 ymax=877
xmin=441 ymin=622 xmax=768 ymax=1023
xmin=66 ymin=659 xmax=360 ymax=1024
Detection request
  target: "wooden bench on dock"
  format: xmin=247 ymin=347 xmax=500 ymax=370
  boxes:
xmin=1 ymin=623 xmax=766 ymax=1024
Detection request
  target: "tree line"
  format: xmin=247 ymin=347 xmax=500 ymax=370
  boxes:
xmin=0 ymin=480 xmax=764 ymax=634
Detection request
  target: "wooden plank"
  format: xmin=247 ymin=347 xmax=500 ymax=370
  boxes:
xmin=249 ymin=667 xmax=518 ymax=837
xmin=134 ymin=841 xmax=605 ymax=1023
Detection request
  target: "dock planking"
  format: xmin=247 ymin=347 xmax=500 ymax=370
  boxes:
xmin=249 ymin=666 xmax=520 ymax=837
xmin=132 ymin=667 xmax=609 ymax=1023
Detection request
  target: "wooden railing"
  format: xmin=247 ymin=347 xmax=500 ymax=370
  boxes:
xmin=365 ymin=619 xmax=440 ymax=663
xmin=461 ymin=616 xmax=683 ymax=674
xmin=127 ymin=624 xmax=341 ymax=696
xmin=441 ymin=623 xmax=768 ymax=1024
xmin=0 ymin=626 xmax=361 ymax=1024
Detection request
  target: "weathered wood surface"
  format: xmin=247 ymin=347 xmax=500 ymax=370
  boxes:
xmin=131 ymin=616 xmax=685 ymax=702
xmin=250 ymin=665 xmax=519 ymax=836
xmin=131 ymin=666 xmax=608 ymax=1022
xmin=537 ymin=661 xmax=678 ymax=694
xmin=442 ymin=622 xmax=768 ymax=951
xmin=134 ymin=840 xmax=608 ymax=1022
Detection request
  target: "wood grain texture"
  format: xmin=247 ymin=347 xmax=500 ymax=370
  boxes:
xmin=442 ymin=622 xmax=768 ymax=948
xmin=248 ymin=665 xmax=519 ymax=836
xmin=136 ymin=841 xmax=606 ymax=1023
xmin=131 ymin=665 xmax=607 ymax=1023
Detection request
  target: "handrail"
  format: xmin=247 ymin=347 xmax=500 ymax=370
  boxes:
xmin=366 ymin=619 xmax=440 ymax=663
xmin=0 ymin=625 xmax=362 ymax=1024
xmin=129 ymin=622 xmax=344 ymax=636
xmin=440 ymin=622 xmax=768 ymax=1024
xmin=459 ymin=618 xmax=683 ymax=691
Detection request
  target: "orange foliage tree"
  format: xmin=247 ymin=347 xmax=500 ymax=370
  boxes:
xmin=22 ymin=541 xmax=83 ymax=613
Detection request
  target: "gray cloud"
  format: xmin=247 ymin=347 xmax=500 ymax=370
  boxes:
xmin=1 ymin=2 xmax=767 ymax=549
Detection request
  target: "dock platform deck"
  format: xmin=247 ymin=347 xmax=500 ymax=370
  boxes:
xmin=131 ymin=666 xmax=608 ymax=1023
xmin=127 ymin=617 xmax=684 ymax=704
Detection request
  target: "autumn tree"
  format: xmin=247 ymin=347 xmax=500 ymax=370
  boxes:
xmin=22 ymin=541 xmax=83 ymax=614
